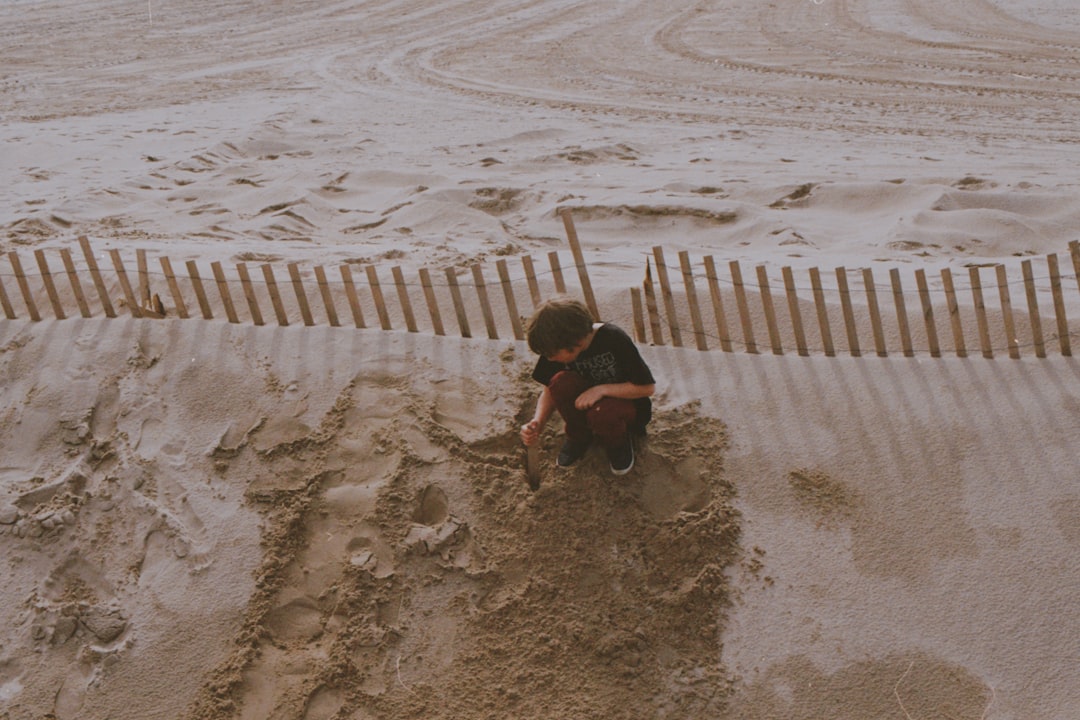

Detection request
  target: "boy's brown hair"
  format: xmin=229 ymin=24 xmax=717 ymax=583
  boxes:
xmin=526 ymin=297 xmax=594 ymax=358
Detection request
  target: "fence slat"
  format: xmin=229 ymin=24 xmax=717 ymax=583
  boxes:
xmin=137 ymin=249 xmax=151 ymax=309
xmin=630 ymin=287 xmax=647 ymax=343
xmin=863 ymin=268 xmax=887 ymax=357
xmin=730 ymin=260 xmax=757 ymax=354
xmin=757 ymin=265 xmax=783 ymax=355
xmin=969 ymin=266 xmax=993 ymax=359
xmin=679 ymin=251 xmax=708 ymax=351
xmin=643 ymin=259 xmax=664 ymax=346
xmin=237 ymin=263 xmax=265 ymax=326
xmin=288 ymin=263 xmax=315 ymax=327
xmin=366 ymin=265 xmax=391 ymax=331
xmin=496 ymin=259 xmax=525 ymax=341
xmin=548 ymin=252 xmax=567 ymax=295
xmin=890 ymin=268 xmax=914 ymax=358
xmin=58 ymin=249 xmax=91 ymax=318
xmin=261 ymin=263 xmax=289 ymax=326
xmin=109 ymin=250 xmax=142 ymax=319
xmin=522 ymin=255 xmax=542 ymax=308
xmin=392 ymin=266 xmax=418 ymax=333
xmin=34 ymin=249 xmax=66 ymax=320
xmin=471 ymin=264 xmax=499 ymax=339
xmin=1048 ymin=253 xmax=1071 ymax=357
xmin=782 ymin=267 xmax=808 ymax=357
xmin=340 ymin=265 xmax=365 ymax=329
xmin=78 ymin=236 xmax=116 ymax=318
xmin=0 ymin=262 xmax=16 ymax=319
xmin=314 ymin=265 xmax=340 ymax=328
xmin=9 ymin=251 xmax=41 ymax=321
xmin=158 ymin=256 xmax=188 ymax=319
xmin=211 ymin=261 xmax=240 ymax=324
xmin=704 ymin=256 xmax=732 ymax=352
xmin=1021 ymin=259 xmax=1045 ymax=358
xmin=996 ymin=264 xmax=1019 ymax=359
xmin=185 ymin=260 xmax=212 ymax=320
xmin=836 ymin=267 xmax=860 ymax=357
xmin=445 ymin=268 xmax=471 ymax=338
xmin=560 ymin=209 xmax=600 ymax=320
xmin=809 ymin=267 xmax=834 ymax=357
xmin=419 ymin=267 xmax=444 ymax=336
xmin=652 ymin=247 xmax=683 ymax=348
xmin=941 ymin=268 xmax=966 ymax=358
xmin=915 ymin=269 xmax=940 ymax=358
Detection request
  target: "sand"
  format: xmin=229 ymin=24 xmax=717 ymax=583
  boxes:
xmin=3 ymin=1 xmax=1080 ymax=718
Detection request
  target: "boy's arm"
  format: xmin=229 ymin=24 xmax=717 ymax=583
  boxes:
xmin=574 ymin=381 xmax=655 ymax=410
xmin=521 ymin=385 xmax=556 ymax=446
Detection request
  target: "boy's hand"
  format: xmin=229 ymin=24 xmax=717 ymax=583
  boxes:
xmin=574 ymin=386 xmax=605 ymax=410
xmin=520 ymin=419 xmax=541 ymax=447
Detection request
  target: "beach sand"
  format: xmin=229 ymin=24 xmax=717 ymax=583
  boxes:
xmin=3 ymin=1 xmax=1080 ymax=718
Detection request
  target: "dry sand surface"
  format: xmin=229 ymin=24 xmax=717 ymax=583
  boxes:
xmin=3 ymin=1 xmax=1080 ymax=718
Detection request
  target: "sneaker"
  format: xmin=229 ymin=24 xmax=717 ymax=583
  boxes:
xmin=607 ymin=437 xmax=634 ymax=476
xmin=557 ymin=438 xmax=591 ymax=468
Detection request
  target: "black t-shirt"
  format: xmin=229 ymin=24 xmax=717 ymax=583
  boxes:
xmin=532 ymin=323 xmax=655 ymax=429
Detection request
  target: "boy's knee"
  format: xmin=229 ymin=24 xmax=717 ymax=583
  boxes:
xmin=549 ymin=370 xmax=587 ymax=395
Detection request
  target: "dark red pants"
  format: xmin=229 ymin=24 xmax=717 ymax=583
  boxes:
xmin=548 ymin=370 xmax=637 ymax=449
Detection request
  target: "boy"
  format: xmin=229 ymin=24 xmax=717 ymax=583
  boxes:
xmin=520 ymin=297 xmax=655 ymax=475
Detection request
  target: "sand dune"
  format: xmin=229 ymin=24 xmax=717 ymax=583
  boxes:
xmin=3 ymin=1 xmax=1080 ymax=718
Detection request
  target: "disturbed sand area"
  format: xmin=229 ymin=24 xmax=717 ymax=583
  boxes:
xmin=4 ymin=0 xmax=1080 ymax=718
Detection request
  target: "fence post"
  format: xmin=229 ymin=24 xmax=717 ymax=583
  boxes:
xmin=652 ymin=247 xmax=683 ymax=347
xmin=836 ymin=267 xmax=860 ymax=357
xmin=34 ymin=249 xmax=65 ymax=320
xmin=392 ymin=266 xmax=418 ymax=333
xmin=9 ymin=251 xmax=41 ymax=321
xmin=704 ymin=256 xmax=732 ymax=352
xmin=969 ymin=266 xmax=993 ymax=358
xmin=445 ymin=267 xmax=471 ymax=338
xmin=418 ymin=267 xmax=444 ymax=336
xmin=630 ymin=287 xmax=647 ymax=343
xmin=261 ymin=264 xmax=289 ymax=326
xmin=236 ymin=263 xmax=265 ymax=326
xmin=78 ymin=236 xmax=116 ymax=318
xmin=809 ymin=267 xmax=834 ymax=357
xmin=548 ymin=252 xmax=567 ymax=295
xmin=679 ymin=251 xmax=708 ymax=351
xmin=863 ymin=268 xmax=887 ymax=357
xmin=643 ymin=259 xmax=664 ymax=346
xmin=890 ymin=268 xmax=914 ymax=357
xmin=1048 ymin=253 xmax=1071 ymax=357
xmin=730 ymin=260 xmax=757 ymax=354
xmin=315 ymin=265 xmax=340 ymax=328
xmin=1021 ymin=259 xmax=1045 ymax=358
xmin=137 ymin=249 xmax=151 ymax=309
xmin=288 ymin=263 xmax=316 ymax=327
xmin=159 ymin=256 xmax=188 ymax=319
xmin=366 ymin=265 xmax=391 ymax=330
xmin=915 ymin=269 xmax=940 ymax=358
xmin=211 ymin=261 xmax=240 ymax=324
xmin=59 ymin=249 xmax=91 ymax=318
xmin=340 ymin=264 xmax=365 ymax=329
xmin=110 ymin=250 xmax=143 ymax=319
xmin=560 ymin=208 xmax=600 ymax=320
xmin=496 ymin=259 xmax=525 ymax=341
xmin=471 ymin=264 xmax=499 ymax=339
xmin=757 ymin=265 xmax=783 ymax=355
xmin=782 ymin=266 xmax=808 ymax=357
xmin=522 ymin=255 xmax=542 ymax=308
xmin=0 ymin=263 xmax=16 ymax=319
xmin=995 ymin=264 xmax=1019 ymax=359
xmin=941 ymin=268 xmax=966 ymax=358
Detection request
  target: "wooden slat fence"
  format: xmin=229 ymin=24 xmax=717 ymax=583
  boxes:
xmin=3 ymin=215 xmax=1080 ymax=360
